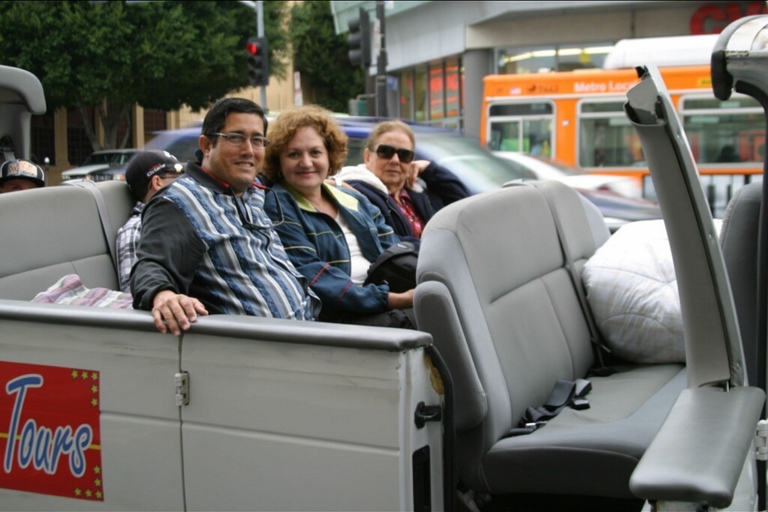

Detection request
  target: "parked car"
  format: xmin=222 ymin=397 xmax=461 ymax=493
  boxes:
xmin=493 ymin=151 xmax=643 ymax=198
xmin=143 ymin=117 xmax=660 ymax=230
xmin=143 ymin=124 xmax=203 ymax=164
xmin=60 ymin=149 xmax=141 ymax=181
xmin=340 ymin=119 xmax=661 ymax=230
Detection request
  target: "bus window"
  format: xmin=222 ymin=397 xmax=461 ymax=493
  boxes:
xmin=680 ymin=95 xmax=764 ymax=165
xmin=487 ymin=102 xmax=553 ymax=155
xmin=579 ymin=100 xmax=643 ymax=168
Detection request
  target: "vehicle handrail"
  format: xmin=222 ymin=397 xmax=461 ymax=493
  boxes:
xmin=0 ymin=299 xmax=432 ymax=352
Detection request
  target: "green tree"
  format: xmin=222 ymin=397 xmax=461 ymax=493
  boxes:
xmin=0 ymin=0 xmax=289 ymax=151
xmin=289 ymin=0 xmax=365 ymax=113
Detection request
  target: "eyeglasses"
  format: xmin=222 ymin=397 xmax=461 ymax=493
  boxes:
xmin=375 ymin=144 xmax=415 ymax=164
xmin=211 ymin=132 xmax=270 ymax=149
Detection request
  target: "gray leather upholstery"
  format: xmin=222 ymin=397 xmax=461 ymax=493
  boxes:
xmin=720 ymin=181 xmax=762 ymax=386
xmin=414 ymin=180 xmax=685 ymax=498
xmin=0 ymin=65 xmax=46 ymax=163
xmin=0 ymin=180 xmax=133 ymax=300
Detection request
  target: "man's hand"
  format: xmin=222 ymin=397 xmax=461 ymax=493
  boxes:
xmin=151 ymin=290 xmax=208 ymax=336
xmin=405 ymin=160 xmax=431 ymax=189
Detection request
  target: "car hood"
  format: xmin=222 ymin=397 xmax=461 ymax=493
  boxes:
xmin=578 ymin=188 xmax=662 ymax=221
xmin=61 ymin=164 xmax=110 ymax=178
xmin=559 ymin=175 xmax=641 ymax=198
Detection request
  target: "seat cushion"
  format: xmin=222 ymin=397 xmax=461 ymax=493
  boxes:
xmin=482 ymin=364 xmax=685 ymax=498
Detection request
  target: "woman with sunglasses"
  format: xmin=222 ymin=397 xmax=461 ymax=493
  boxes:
xmin=263 ymin=106 xmax=416 ymax=329
xmin=334 ymin=120 xmax=470 ymax=239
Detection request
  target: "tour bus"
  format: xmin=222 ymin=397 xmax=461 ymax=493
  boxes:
xmin=481 ymin=35 xmax=765 ymax=214
xmin=4 ymin=17 xmax=768 ymax=510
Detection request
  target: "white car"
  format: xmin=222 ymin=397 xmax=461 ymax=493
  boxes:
xmin=493 ymin=151 xmax=642 ymax=199
xmin=61 ymin=149 xmax=140 ymax=181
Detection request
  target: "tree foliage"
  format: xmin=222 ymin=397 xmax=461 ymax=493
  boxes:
xmin=0 ymin=0 xmax=288 ymax=150
xmin=289 ymin=0 xmax=365 ymax=113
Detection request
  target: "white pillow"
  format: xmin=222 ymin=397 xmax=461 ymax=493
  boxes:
xmin=582 ymin=220 xmax=684 ymax=363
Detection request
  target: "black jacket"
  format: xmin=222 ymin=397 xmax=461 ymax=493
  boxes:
xmin=340 ymin=162 xmax=470 ymax=239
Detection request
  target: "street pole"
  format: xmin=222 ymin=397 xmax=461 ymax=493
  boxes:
xmin=376 ymin=0 xmax=388 ymax=117
xmin=256 ymin=0 xmax=267 ymax=110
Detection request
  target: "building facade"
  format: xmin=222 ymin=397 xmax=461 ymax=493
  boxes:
xmin=329 ymin=0 xmax=767 ymax=140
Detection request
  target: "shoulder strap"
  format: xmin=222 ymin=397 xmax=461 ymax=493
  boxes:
xmin=529 ymin=181 xmax=611 ymax=369
xmin=65 ymin=180 xmax=118 ymax=272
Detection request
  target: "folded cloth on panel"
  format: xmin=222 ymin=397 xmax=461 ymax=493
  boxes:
xmin=32 ymin=274 xmax=133 ymax=309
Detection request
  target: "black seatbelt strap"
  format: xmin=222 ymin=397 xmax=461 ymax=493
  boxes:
xmin=506 ymin=378 xmax=592 ymax=437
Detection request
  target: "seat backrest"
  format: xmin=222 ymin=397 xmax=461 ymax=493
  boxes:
xmin=0 ymin=180 xmax=133 ymax=300
xmin=0 ymin=65 xmax=46 ymax=164
xmin=720 ymin=181 xmax=762 ymax=386
xmin=92 ymin=179 xmax=135 ymax=249
xmin=414 ymin=180 xmax=607 ymax=482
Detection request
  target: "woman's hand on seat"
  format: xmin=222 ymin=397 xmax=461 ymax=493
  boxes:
xmin=387 ymin=289 xmax=415 ymax=309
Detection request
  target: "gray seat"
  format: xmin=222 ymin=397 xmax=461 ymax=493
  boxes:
xmin=0 ymin=180 xmax=133 ymax=300
xmin=414 ymin=179 xmax=685 ymax=499
xmin=720 ymin=181 xmax=762 ymax=387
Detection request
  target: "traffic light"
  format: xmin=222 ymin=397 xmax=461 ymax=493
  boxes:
xmin=347 ymin=8 xmax=371 ymax=67
xmin=246 ymin=36 xmax=269 ymax=87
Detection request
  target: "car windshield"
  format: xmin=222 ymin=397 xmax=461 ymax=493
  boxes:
xmin=417 ymin=135 xmax=532 ymax=193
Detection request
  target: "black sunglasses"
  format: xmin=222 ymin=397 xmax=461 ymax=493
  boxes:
xmin=375 ymin=144 xmax=415 ymax=164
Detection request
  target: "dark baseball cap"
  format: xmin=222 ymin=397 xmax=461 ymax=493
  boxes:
xmin=0 ymin=159 xmax=45 ymax=187
xmin=124 ymin=150 xmax=184 ymax=194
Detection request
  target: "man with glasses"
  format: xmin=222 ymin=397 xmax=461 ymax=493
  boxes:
xmin=131 ymin=97 xmax=320 ymax=335
xmin=117 ymin=150 xmax=184 ymax=292
xmin=334 ymin=120 xmax=469 ymax=240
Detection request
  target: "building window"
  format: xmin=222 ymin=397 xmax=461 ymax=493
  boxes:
xmin=403 ymin=58 xmax=464 ymax=130
xmin=67 ymin=108 xmax=94 ymax=166
xmin=399 ymin=70 xmax=414 ymax=120
xmin=117 ymin=115 xmax=134 ymax=149
xmin=578 ymin=100 xmax=640 ymax=167
xmin=681 ymin=95 xmax=764 ymax=165
xmin=414 ymin=64 xmax=428 ymax=122
xmin=488 ymin=102 xmax=554 ymax=155
xmin=444 ymin=58 xmax=461 ymax=130
xmin=31 ymin=111 xmax=55 ymax=166
xmin=497 ymin=43 xmax=613 ymax=74
xmin=428 ymin=62 xmax=445 ymax=122
xmin=143 ymin=109 xmax=167 ymax=142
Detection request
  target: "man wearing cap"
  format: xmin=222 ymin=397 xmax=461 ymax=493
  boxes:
xmin=131 ymin=97 xmax=320 ymax=336
xmin=116 ymin=150 xmax=184 ymax=292
xmin=0 ymin=159 xmax=45 ymax=193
